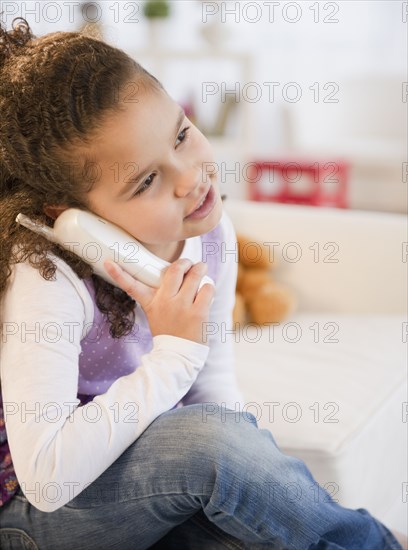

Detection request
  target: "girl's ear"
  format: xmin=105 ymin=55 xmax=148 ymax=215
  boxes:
xmin=43 ymin=204 xmax=69 ymax=220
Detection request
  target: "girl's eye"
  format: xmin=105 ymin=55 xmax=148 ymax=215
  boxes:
xmin=131 ymin=173 xmax=156 ymax=197
xmin=131 ymin=126 xmax=191 ymax=198
xmin=176 ymin=126 xmax=191 ymax=147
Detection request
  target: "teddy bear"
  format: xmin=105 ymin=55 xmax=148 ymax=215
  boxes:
xmin=233 ymin=234 xmax=297 ymax=326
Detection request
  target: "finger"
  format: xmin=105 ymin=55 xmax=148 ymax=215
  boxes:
xmin=159 ymin=258 xmax=194 ymax=298
xmin=177 ymin=262 xmax=209 ymax=303
xmin=103 ymin=260 xmax=154 ymax=307
xmin=193 ymin=279 xmax=216 ymax=309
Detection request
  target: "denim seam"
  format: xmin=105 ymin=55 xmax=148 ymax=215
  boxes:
xmin=205 ymin=500 xmax=291 ymax=550
xmin=190 ymin=513 xmax=247 ymax=550
xmin=65 ymin=490 xmax=210 ymax=508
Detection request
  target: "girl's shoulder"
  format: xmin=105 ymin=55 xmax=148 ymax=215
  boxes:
xmin=4 ymin=244 xmax=94 ymax=330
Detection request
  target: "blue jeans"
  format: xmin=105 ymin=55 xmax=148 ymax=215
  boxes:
xmin=0 ymin=404 xmax=402 ymax=550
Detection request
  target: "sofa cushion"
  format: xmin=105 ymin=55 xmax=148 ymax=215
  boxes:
xmin=233 ymin=312 xmax=407 ymax=524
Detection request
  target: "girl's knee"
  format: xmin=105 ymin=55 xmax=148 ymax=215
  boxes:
xmin=142 ymin=405 xmax=295 ymax=488
xmin=163 ymin=403 xmax=258 ymax=432
xmin=200 ymin=403 xmax=259 ymax=427
xmin=159 ymin=403 xmax=261 ymax=458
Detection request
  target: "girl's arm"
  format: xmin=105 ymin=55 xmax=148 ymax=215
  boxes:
xmin=181 ymin=210 xmax=246 ymax=410
xmin=0 ymin=258 xmax=209 ymax=513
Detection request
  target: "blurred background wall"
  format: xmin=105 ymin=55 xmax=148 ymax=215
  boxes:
xmin=1 ymin=0 xmax=406 ymax=213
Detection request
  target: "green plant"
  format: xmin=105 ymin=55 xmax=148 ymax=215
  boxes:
xmin=143 ymin=0 xmax=170 ymax=18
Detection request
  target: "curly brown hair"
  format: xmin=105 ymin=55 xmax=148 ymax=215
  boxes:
xmin=0 ymin=17 xmax=168 ymax=338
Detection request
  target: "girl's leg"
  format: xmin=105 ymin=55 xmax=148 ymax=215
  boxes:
xmin=0 ymin=404 xmax=402 ymax=550
xmin=0 ymin=493 xmax=263 ymax=550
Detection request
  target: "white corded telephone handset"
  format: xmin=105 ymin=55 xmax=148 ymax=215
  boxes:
xmin=15 ymin=209 xmax=215 ymax=291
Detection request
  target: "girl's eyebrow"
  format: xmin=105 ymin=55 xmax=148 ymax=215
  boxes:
xmin=117 ymin=106 xmax=186 ymax=198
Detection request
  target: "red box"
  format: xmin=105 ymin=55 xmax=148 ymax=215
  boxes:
xmin=246 ymin=160 xmax=349 ymax=208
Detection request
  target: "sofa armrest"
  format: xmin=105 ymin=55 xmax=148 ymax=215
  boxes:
xmin=224 ymin=199 xmax=407 ymax=315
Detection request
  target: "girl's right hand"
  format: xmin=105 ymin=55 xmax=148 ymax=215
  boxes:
xmin=103 ymin=258 xmax=215 ymax=346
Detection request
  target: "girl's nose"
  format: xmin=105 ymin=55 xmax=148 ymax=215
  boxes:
xmin=173 ymin=166 xmax=203 ymax=197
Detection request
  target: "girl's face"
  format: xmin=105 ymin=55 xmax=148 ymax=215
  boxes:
xmin=84 ymin=84 xmax=223 ymax=262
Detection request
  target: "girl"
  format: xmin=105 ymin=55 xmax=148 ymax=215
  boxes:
xmin=0 ymin=16 xmax=405 ymax=550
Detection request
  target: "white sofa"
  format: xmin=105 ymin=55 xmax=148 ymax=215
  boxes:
xmin=223 ymin=199 xmax=407 ymax=535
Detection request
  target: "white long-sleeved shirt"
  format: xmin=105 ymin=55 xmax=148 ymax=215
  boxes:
xmin=0 ymin=208 xmax=244 ymax=512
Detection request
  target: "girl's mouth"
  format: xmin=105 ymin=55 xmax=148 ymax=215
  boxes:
xmin=185 ymin=186 xmax=216 ymax=220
